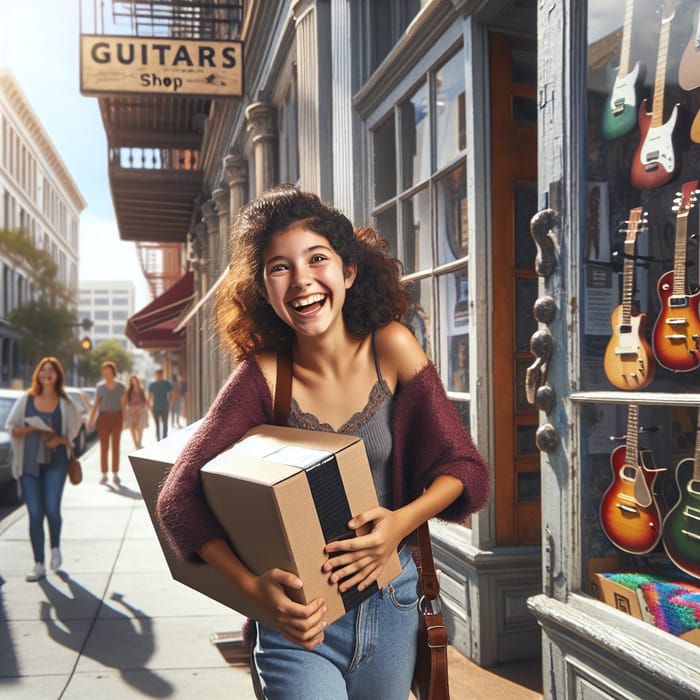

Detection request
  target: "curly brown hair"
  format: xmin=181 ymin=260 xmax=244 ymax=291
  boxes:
xmin=215 ymin=185 xmax=411 ymax=360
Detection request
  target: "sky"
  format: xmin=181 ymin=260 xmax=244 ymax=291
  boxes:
xmin=0 ymin=0 xmax=151 ymax=309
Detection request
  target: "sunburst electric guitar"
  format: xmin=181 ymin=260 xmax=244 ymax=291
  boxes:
xmin=604 ymin=207 xmax=655 ymax=389
xmin=601 ymin=0 xmax=643 ymax=141
xmin=630 ymin=0 xmax=679 ymax=190
xmin=652 ymin=180 xmax=700 ymax=372
xmin=662 ymin=409 xmax=700 ymax=579
xmin=600 ymin=404 xmax=666 ymax=555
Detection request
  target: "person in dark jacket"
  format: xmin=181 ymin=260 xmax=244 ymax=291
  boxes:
xmin=156 ymin=186 xmax=489 ymax=700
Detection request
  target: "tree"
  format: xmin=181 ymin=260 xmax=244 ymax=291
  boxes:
xmin=77 ymin=339 xmax=134 ymax=385
xmin=1 ymin=227 xmax=78 ymax=377
xmin=8 ymin=299 xmax=80 ymax=371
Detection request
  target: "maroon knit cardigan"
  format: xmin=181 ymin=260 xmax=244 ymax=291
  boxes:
xmin=156 ymin=358 xmax=489 ymax=563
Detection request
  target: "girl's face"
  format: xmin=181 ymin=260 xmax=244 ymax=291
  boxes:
xmin=38 ymin=362 xmax=58 ymax=387
xmin=102 ymin=366 xmax=115 ymax=381
xmin=262 ymin=225 xmax=356 ymax=339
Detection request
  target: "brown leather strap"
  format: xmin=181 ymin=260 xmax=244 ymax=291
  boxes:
xmin=274 ymin=352 xmax=293 ymax=426
xmin=417 ymin=521 xmax=440 ymax=600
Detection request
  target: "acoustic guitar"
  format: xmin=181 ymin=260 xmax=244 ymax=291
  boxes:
xmin=601 ymin=0 xmax=643 ymax=141
xmin=600 ymin=404 xmax=666 ymax=555
xmin=603 ymin=207 xmax=655 ymax=389
xmin=662 ymin=408 xmax=700 ymax=579
xmin=630 ymin=0 xmax=679 ymax=190
xmin=652 ymin=180 xmax=700 ymax=372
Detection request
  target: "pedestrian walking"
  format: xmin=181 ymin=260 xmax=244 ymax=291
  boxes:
xmin=122 ymin=374 xmax=148 ymax=449
xmin=156 ymin=186 xmax=489 ymax=699
xmin=88 ymin=361 xmax=125 ymax=485
xmin=5 ymin=357 xmax=81 ymax=582
xmin=148 ymin=368 xmax=172 ymax=440
xmin=169 ymin=372 xmax=185 ymax=428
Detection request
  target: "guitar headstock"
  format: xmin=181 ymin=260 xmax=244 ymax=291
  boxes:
xmin=624 ymin=207 xmax=646 ymax=243
xmin=672 ymin=180 xmax=699 ymax=214
xmin=661 ymin=0 xmax=678 ymax=23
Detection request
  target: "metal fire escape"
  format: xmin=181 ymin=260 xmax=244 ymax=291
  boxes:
xmin=81 ymin=1 xmax=243 ymax=299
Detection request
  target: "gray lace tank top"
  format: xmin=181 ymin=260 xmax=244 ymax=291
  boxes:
xmin=286 ymin=336 xmax=394 ymax=508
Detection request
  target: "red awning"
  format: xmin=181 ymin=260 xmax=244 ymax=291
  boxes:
xmin=126 ymin=271 xmax=194 ymax=350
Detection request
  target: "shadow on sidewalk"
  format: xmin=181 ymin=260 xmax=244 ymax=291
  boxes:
xmin=105 ymin=483 xmax=143 ymax=500
xmin=0 ymin=575 xmax=19 ymax=681
xmin=39 ymin=572 xmax=173 ymax=698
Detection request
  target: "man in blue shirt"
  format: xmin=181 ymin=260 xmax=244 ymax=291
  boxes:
xmin=148 ymin=369 xmax=172 ymax=440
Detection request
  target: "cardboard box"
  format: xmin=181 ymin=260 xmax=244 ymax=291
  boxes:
xmin=129 ymin=423 xmax=402 ymax=629
xmin=200 ymin=425 xmax=402 ymax=625
xmin=588 ymin=557 xmax=648 ymax=619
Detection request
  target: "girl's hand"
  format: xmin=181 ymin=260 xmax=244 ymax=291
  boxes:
xmin=322 ymin=506 xmax=407 ymax=593
xmin=46 ymin=435 xmax=67 ymax=449
xmin=253 ymin=568 xmax=328 ymax=650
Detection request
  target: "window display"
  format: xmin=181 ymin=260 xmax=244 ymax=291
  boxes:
xmin=586 ymin=0 xmax=700 ymax=646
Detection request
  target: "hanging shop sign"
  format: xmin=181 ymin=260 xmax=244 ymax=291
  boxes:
xmin=80 ymin=35 xmax=244 ymax=98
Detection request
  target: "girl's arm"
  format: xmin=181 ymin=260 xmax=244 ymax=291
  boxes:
xmin=197 ymin=537 xmax=328 ymax=649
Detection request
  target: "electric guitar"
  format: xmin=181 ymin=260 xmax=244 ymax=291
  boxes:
xmin=679 ymin=4 xmax=700 ymax=92
xmin=630 ymin=0 xmax=679 ymax=190
xmin=600 ymin=404 xmax=666 ymax=555
xmin=603 ymin=207 xmax=655 ymax=389
xmin=652 ymin=180 xmax=700 ymax=372
xmin=601 ymin=0 xmax=643 ymax=141
xmin=662 ymin=408 xmax=700 ymax=579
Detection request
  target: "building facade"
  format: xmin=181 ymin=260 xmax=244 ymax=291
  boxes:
xmin=88 ymin=0 xmax=700 ymax=695
xmin=0 ymin=68 xmax=85 ymax=386
xmin=79 ymin=280 xmax=136 ymax=350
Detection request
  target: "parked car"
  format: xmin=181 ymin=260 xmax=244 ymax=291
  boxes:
xmin=0 ymin=388 xmax=25 ymax=505
xmin=81 ymin=386 xmax=96 ymax=404
xmin=64 ymin=387 xmax=96 ymax=455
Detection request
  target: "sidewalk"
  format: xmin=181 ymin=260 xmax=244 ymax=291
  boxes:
xmin=0 ymin=423 xmax=542 ymax=699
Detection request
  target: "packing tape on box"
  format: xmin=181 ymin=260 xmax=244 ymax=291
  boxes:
xmin=305 ymin=453 xmax=379 ymax=611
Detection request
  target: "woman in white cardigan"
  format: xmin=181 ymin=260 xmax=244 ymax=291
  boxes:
xmin=6 ymin=357 xmax=80 ymax=581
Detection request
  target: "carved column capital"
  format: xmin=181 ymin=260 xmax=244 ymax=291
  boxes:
xmin=212 ymin=184 xmax=229 ymax=217
xmin=223 ymin=153 xmax=248 ymax=188
xmin=201 ymin=199 xmax=219 ymax=235
xmin=245 ymin=101 xmax=276 ymax=144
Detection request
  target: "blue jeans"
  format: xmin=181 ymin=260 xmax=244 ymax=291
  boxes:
xmin=253 ymin=546 xmax=419 ymax=700
xmin=20 ymin=459 xmax=68 ymax=564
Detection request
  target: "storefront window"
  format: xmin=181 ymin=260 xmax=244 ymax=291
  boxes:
xmin=371 ymin=45 xmax=468 ymax=394
xmin=400 ymin=81 xmax=430 ymax=189
xmin=435 ymin=51 xmax=466 ymax=171
xmin=584 ymin=0 xmax=700 ymax=641
xmin=401 ymin=187 xmax=431 ymax=274
xmin=373 ymin=115 xmax=396 ymax=204
xmin=436 ymin=164 xmax=467 ymax=266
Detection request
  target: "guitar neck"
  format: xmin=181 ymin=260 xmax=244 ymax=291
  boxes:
xmin=672 ymin=213 xmax=689 ymax=295
xmin=618 ymin=0 xmax=634 ymax=76
xmin=625 ymin=404 xmax=639 ymax=469
xmin=694 ymin=411 xmax=700 ymax=482
xmin=621 ymin=239 xmax=635 ymax=325
xmin=651 ymin=16 xmax=672 ymax=128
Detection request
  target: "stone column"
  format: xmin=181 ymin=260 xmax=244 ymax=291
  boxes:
xmin=245 ymin=102 xmax=276 ymax=196
xmin=292 ymin=0 xmax=332 ymax=199
xmin=212 ymin=184 xmax=230 ymax=279
xmin=201 ymin=198 xmax=219 ymax=285
xmin=223 ymin=153 xmax=248 ymax=221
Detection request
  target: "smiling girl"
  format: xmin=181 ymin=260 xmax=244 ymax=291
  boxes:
xmin=156 ymin=186 xmax=489 ymax=699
